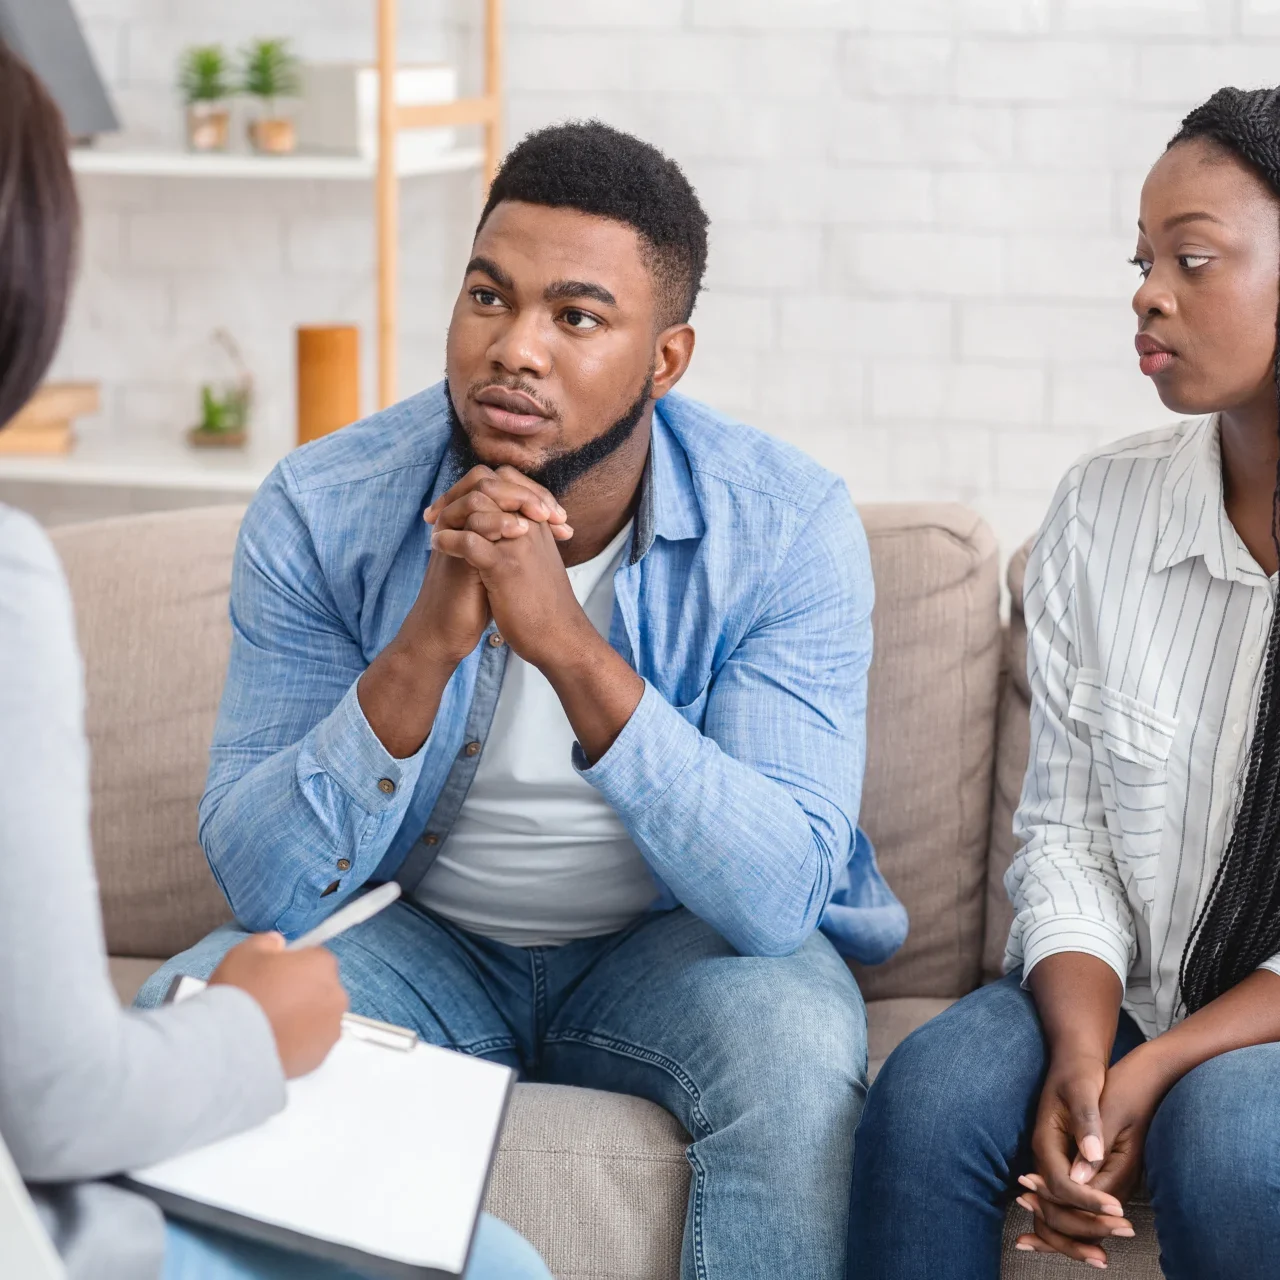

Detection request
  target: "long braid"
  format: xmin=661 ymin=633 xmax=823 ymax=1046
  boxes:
xmin=1175 ymin=87 xmax=1280 ymax=1013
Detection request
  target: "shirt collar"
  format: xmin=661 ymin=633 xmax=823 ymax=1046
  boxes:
xmin=1152 ymin=414 xmax=1269 ymax=585
xmin=631 ymin=399 xmax=705 ymax=563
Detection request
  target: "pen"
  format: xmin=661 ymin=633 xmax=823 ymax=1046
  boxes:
xmin=285 ymin=881 xmax=402 ymax=951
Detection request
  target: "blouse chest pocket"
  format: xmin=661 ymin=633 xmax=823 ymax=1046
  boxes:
xmin=1068 ymin=669 xmax=1179 ymax=878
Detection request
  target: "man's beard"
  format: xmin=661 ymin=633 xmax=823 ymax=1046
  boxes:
xmin=447 ymin=377 xmax=653 ymax=499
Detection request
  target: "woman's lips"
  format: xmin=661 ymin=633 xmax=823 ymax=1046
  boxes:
xmin=1135 ymin=335 xmax=1175 ymax=377
xmin=1139 ymin=351 xmax=1174 ymax=376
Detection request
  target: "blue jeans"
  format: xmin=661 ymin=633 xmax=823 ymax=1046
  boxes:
xmin=140 ymin=904 xmax=867 ymax=1280
xmin=847 ymin=972 xmax=1280 ymax=1280
xmin=164 ymin=1212 xmax=548 ymax=1278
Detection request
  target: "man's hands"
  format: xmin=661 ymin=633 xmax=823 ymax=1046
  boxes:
xmin=1016 ymin=1054 xmax=1140 ymax=1266
xmin=429 ymin=492 xmax=645 ymax=764
xmin=357 ymin=466 xmax=569 ymax=759
xmin=417 ymin=467 xmax=572 ymax=667
xmin=209 ymin=932 xmax=349 ymax=1079
xmin=430 ymin=511 xmax=594 ymax=670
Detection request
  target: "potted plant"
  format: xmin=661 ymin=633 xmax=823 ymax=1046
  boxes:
xmin=241 ymin=37 xmax=301 ymax=155
xmin=188 ymin=331 xmax=253 ymax=449
xmin=178 ymin=44 xmax=232 ymax=152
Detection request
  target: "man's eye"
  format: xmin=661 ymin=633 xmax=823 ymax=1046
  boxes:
xmin=562 ymin=309 xmax=601 ymax=330
xmin=471 ymin=288 xmax=503 ymax=307
xmin=1180 ymin=255 xmax=1210 ymax=270
xmin=1128 ymin=256 xmax=1152 ymax=279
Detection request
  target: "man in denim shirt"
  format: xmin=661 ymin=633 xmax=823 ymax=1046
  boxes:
xmin=142 ymin=122 xmax=905 ymax=1279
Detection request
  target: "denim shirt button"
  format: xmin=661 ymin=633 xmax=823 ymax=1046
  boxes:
xmin=464 ymin=740 xmax=482 ymax=757
xmin=377 ymin=777 xmax=395 ymax=795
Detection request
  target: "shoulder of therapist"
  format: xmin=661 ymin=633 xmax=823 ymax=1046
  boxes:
xmin=247 ymin=381 xmax=870 ymax=636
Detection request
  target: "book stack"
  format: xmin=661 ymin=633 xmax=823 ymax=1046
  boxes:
xmin=0 ymin=382 xmax=100 ymax=454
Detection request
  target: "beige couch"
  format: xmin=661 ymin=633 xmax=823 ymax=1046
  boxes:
xmin=49 ymin=503 xmax=1164 ymax=1280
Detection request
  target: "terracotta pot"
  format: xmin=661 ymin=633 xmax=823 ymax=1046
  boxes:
xmin=186 ymin=102 xmax=230 ymax=153
xmin=248 ymin=116 xmax=296 ymax=155
xmin=187 ymin=426 xmax=247 ymax=450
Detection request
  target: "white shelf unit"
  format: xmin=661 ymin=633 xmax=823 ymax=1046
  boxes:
xmin=70 ymin=145 xmax=485 ymax=182
xmin=14 ymin=0 xmax=504 ymax=500
xmin=0 ymin=435 xmax=278 ymax=493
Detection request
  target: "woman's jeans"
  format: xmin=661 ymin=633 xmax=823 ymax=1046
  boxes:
xmin=164 ymin=1212 xmax=550 ymax=1279
xmin=848 ymin=972 xmax=1280 ymax=1280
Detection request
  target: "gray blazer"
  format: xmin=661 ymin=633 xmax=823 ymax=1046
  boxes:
xmin=0 ymin=504 xmax=285 ymax=1280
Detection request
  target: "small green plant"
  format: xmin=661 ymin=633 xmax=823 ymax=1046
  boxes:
xmin=197 ymin=384 xmax=251 ymax=434
xmin=240 ymin=38 xmax=301 ymax=113
xmin=194 ymin=331 xmax=253 ymax=437
xmin=178 ymin=45 xmax=231 ymax=104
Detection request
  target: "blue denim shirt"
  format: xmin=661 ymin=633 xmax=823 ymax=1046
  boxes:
xmin=199 ymin=383 xmax=907 ymax=962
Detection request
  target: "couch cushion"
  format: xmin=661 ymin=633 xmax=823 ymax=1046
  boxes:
xmin=1003 ymin=1201 xmax=1164 ymax=1278
xmin=984 ymin=540 xmax=1033 ymax=984
xmin=51 ymin=508 xmax=244 ymax=958
xmin=867 ymin=996 xmax=953 ymax=1080
xmin=854 ymin=505 xmax=1001 ymax=1000
xmin=486 ymin=1083 xmax=688 ymax=1280
xmin=109 ymin=956 xmax=164 ymax=1005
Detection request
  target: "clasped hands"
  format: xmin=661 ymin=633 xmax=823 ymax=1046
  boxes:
xmin=1015 ymin=1047 xmax=1163 ymax=1268
xmin=419 ymin=464 xmax=595 ymax=671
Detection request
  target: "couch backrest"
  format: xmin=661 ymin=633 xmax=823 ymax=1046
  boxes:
xmin=983 ymin=539 xmax=1033 ymax=983
xmin=52 ymin=502 xmax=1006 ymax=987
xmin=50 ymin=506 xmax=243 ymax=957
xmin=854 ymin=505 xmax=1001 ymax=1000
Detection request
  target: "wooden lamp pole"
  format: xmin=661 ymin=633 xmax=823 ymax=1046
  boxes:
xmin=375 ymin=0 xmax=504 ymax=411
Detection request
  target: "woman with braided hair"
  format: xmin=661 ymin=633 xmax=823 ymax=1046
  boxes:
xmin=847 ymin=86 xmax=1280 ymax=1280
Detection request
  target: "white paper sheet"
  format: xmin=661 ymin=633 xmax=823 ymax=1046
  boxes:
xmin=128 ymin=998 xmax=512 ymax=1276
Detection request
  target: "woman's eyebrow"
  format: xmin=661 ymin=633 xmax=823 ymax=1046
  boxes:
xmin=1162 ymin=210 xmax=1226 ymax=231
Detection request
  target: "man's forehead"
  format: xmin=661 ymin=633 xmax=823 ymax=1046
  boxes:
xmin=470 ymin=200 xmax=652 ymax=297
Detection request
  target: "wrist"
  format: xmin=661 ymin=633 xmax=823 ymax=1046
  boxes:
xmin=526 ymin=612 xmax=607 ymax=680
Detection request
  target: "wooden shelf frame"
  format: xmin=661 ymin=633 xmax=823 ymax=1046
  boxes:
xmin=377 ymin=0 xmax=503 ymax=409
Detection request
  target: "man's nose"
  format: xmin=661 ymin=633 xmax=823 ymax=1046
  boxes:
xmin=487 ymin=307 xmax=552 ymax=378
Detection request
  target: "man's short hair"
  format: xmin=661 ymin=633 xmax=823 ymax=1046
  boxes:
xmin=477 ymin=120 xmax=709 ymax=327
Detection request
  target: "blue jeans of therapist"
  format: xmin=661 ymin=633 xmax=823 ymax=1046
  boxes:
xmin=165 ymin=1213 xmax=548 ymax=1279
xmin=140 ymin=903 xmax=868 ymax=1280
xmin=848 ymin=971 xmax=1280 ymax=1280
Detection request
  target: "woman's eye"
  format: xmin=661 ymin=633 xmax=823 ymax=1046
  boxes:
xmin=1179 ymin=255 xmax=1211 ymax=270
xmin=471 ymin=288 xmax=503 ymax=307
xmin=562 ymin=309 xmax=601 ymax=331
xmin=1129 ymin=256 xmax=1152 ymax=279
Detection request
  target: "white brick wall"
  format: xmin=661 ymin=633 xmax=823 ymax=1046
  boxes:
xmin=55 ymin=0 xmax=1277 ymax=561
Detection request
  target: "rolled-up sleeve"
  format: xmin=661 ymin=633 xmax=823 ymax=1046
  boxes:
xmin=1004 ymin=472 xmax=1136 ymax=988
xmin=578 ymin=483 xmax=873 ymax=959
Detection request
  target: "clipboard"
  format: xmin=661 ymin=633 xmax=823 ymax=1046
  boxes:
xmin=121 ymin=976 xmax=515 ymax=1279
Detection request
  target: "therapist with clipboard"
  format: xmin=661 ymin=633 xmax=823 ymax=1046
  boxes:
xmin=0 ymin=40 xmax=551 ymax=1280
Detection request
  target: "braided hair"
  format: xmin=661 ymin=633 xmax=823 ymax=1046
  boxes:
xmin=1170 ymin=87 xmax=1280 ymax=1013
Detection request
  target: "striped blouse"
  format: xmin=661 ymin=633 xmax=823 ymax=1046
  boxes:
xmin=1005 ymin=414 xmax=1280 ymax=1039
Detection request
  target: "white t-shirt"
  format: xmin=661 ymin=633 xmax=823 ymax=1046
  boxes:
xmin=415 ymin=520 xmax=658 ymax=946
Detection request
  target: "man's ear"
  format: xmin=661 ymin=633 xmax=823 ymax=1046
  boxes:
xmin=651 ymin=324 xmax=696 ymax=398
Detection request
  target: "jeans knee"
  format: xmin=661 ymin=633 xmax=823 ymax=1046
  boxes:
xmin=1147 ymin=1048 xmax=1280 ymax=1280
xmin=1148 ymin=1050 xmax=1280 ymax=1216
xmin=702 ymin=958 xmax=867 ymax=1141
xmin=134 ymin=925 xmax=250 ymax=1009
